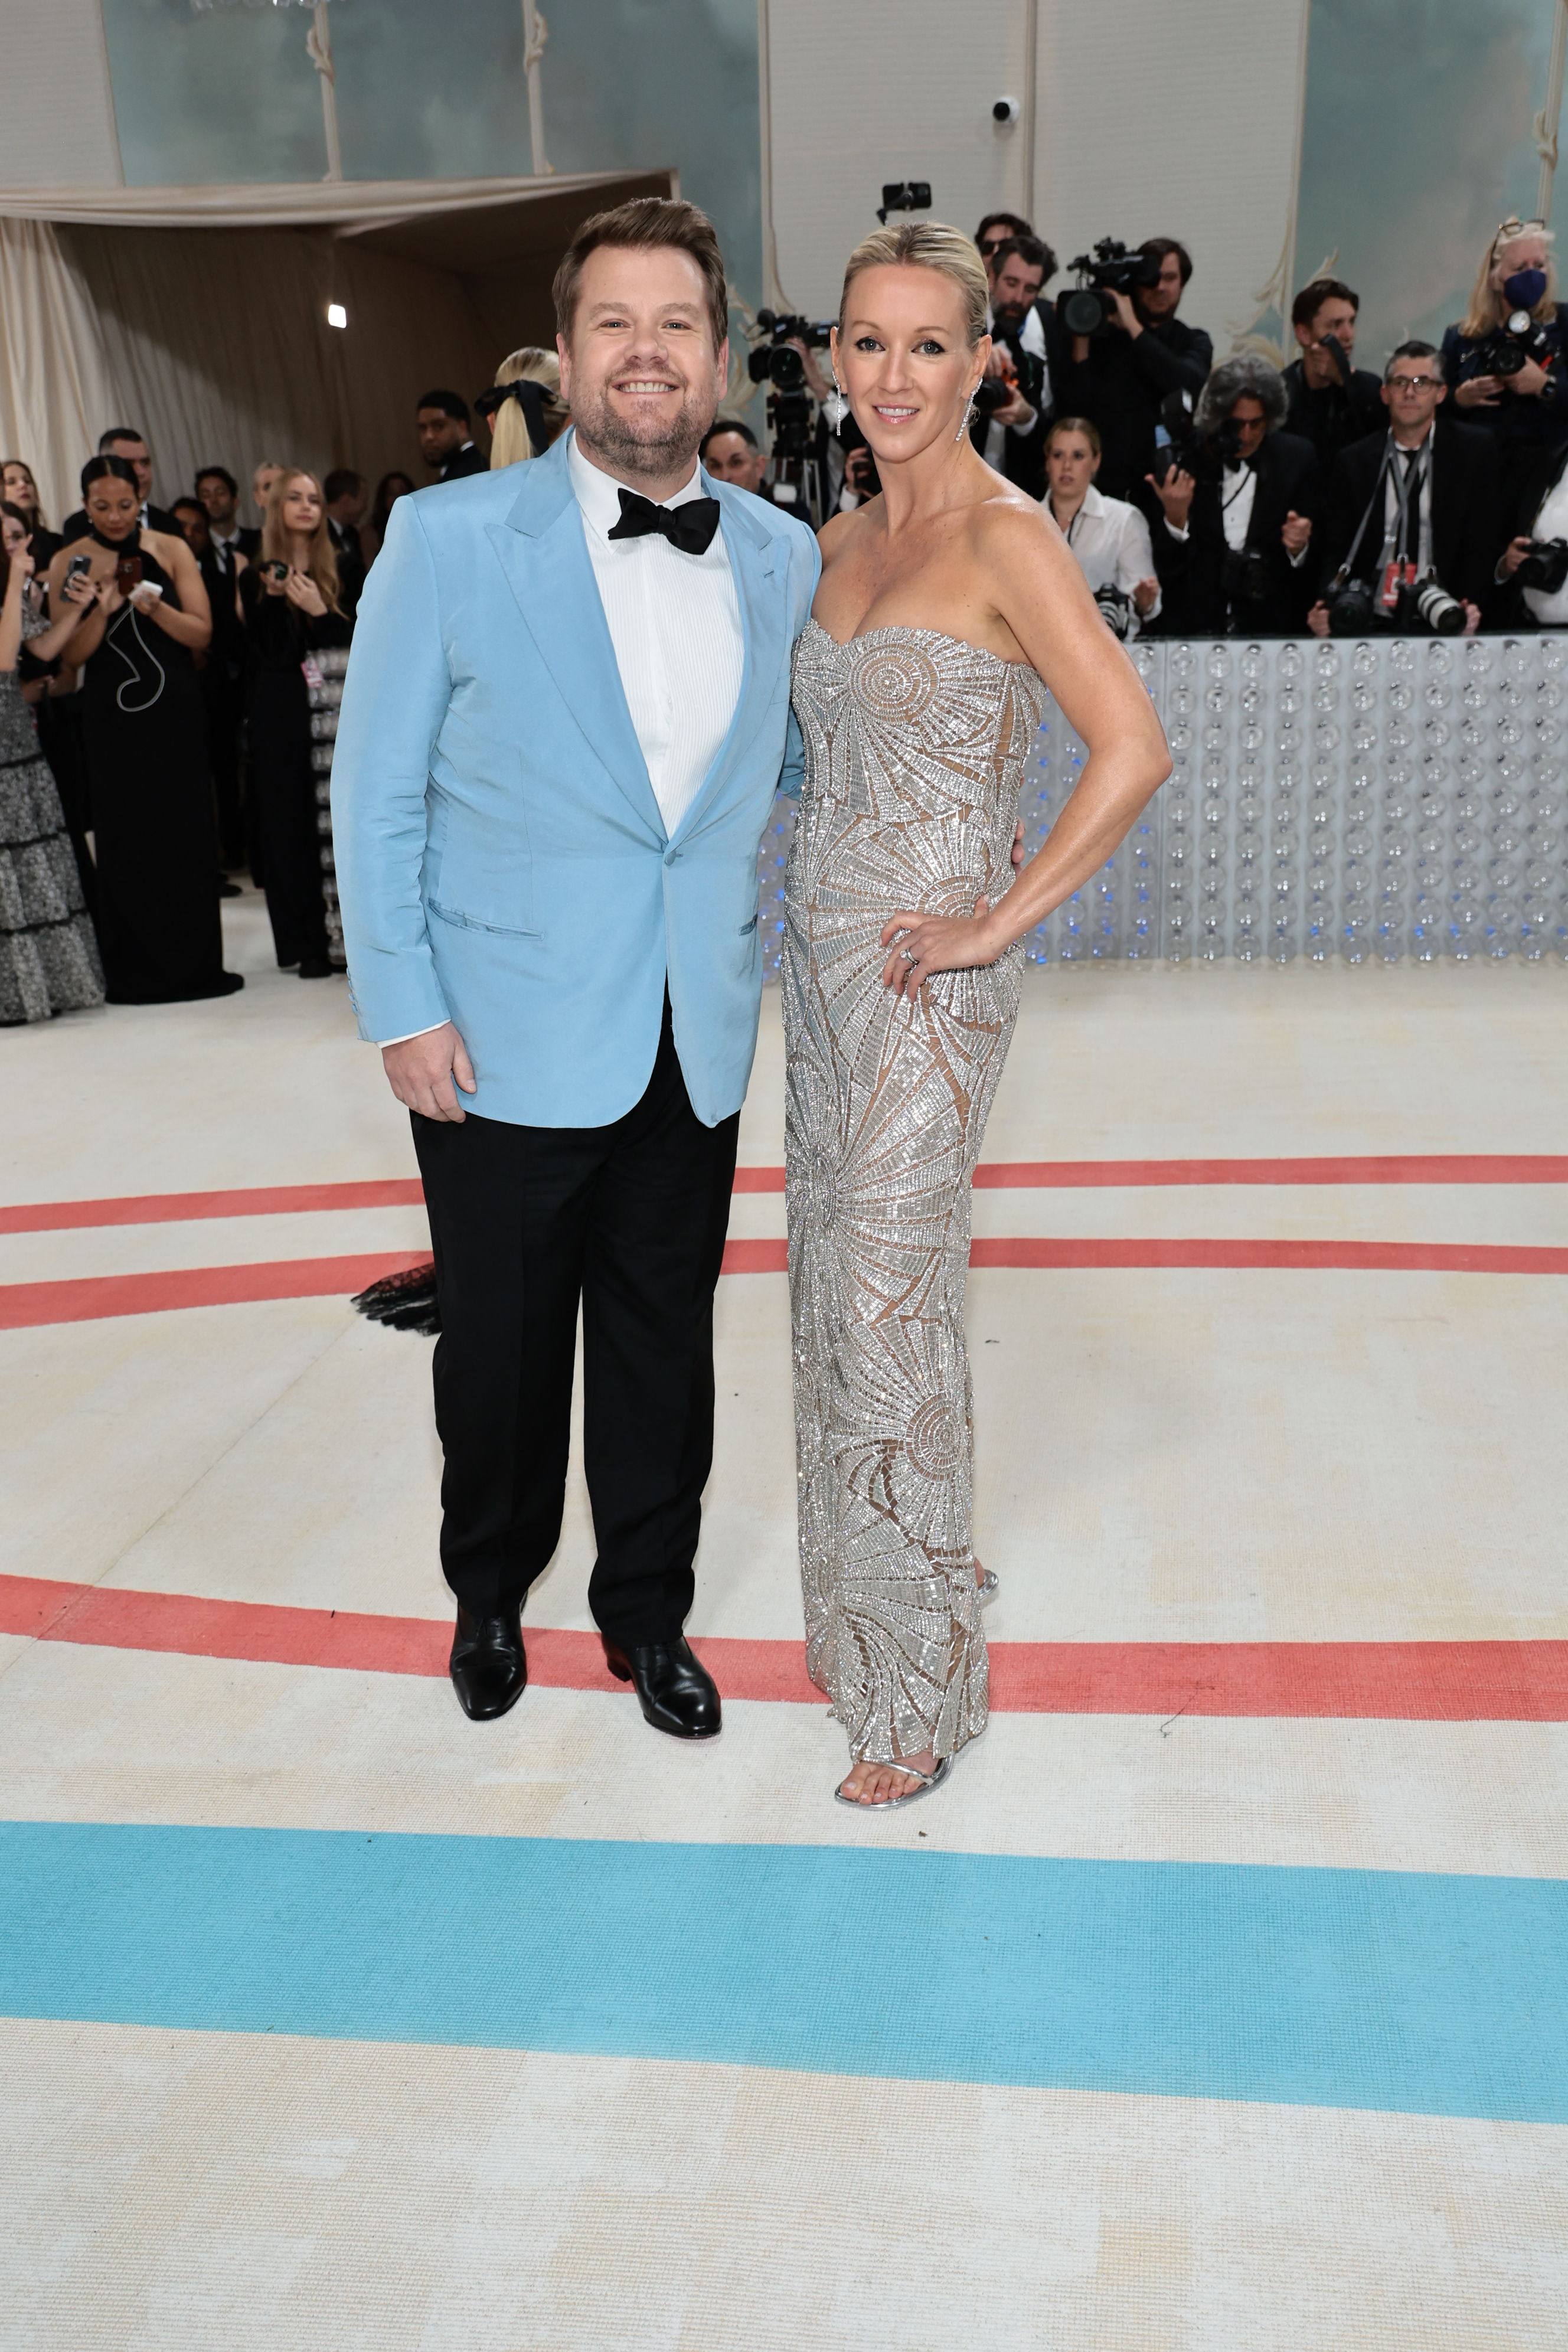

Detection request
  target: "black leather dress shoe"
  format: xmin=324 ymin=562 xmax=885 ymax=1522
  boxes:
xmin=449 ymin=1603 xmax=527 ymax=1721
xmin=605 ymin=1637 xmax=721 ymax=1739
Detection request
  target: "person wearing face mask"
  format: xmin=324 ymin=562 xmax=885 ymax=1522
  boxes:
xmin=1440 ymin=219 xmax=1568 ymax=505
xmin=239 ymin=469 xmax=354 ymax=979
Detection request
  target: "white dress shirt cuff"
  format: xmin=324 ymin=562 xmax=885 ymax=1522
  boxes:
xmin=377 ymin=1023 xmax=446 ymax=1047
xmin=1163 ymin=520 xmax=1191 ymax=542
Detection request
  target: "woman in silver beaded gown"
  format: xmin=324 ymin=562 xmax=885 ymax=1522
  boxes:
xmin=785 ymin=225 xmax=1170 ymax=1810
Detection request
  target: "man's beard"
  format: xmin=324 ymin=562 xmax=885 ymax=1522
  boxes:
xmin=572 ymin=381 xmax=712 ymax=481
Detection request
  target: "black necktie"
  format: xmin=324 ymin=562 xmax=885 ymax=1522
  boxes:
xmin=607 ymin=486 xmax=722 ymax=556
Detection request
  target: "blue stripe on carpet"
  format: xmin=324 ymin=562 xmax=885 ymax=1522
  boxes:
xmin=2 ymin=1823 xmax=1563 ymax=2122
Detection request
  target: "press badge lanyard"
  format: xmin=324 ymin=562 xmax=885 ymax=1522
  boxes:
xmin=1340 ymin=435 xmax=1429 ymax=606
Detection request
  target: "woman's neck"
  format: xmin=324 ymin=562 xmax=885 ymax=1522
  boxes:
xmin=876 ymin=434 xmax=989 ymax=534
xmin=285 ymin=534 xmax=313 ymax=568
xmin=1049 ymin=486 xmax=1087 ymax=530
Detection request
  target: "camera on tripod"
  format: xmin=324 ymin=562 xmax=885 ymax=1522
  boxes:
xmin=1060 ymin=240 xmax=1161 ymax=338
xmin=1471 ymin=307 xmax=1555 ymax=379
xmin=748 ymin=311 xmax=834 ymax=393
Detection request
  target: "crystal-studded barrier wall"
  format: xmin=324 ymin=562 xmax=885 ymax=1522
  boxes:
xmin=756 ymin=635 xmax=1568 ymax=975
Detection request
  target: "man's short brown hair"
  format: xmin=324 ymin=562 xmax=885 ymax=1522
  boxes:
xmin=553 ymin=196 xmax=730 ymax=355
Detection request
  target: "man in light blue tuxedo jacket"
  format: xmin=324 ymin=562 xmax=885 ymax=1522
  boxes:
xmin=332 ymin=199 xmax=819 ymax=1734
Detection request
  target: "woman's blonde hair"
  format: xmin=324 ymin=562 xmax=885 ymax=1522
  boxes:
xmin=262 ymin=468 xmax=343 ymax=616
xmin=488 ymin=346 xmax=567 ymax=467
xmin=1460 ymin=216 xmax=1558 ymax=337
xmin=1046 ymin=414 xmax=1102 ymax=457
xmin=838 ymin=221 xmax=990 ymax=348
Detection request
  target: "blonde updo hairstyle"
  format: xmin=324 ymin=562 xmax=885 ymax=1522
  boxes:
xmin=837 ymin=221 xmax=991 ymax=355
xmin=488 ymin=347 xmax=567 ymax=468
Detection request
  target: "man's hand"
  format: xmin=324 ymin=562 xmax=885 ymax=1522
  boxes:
xmin=1281 ymin=509 xmax=1312 ymax=557
xmin=1500 ymin=534 xmax=1532 ymax=579
xmin=1463 ymin=599 xmax=1482 ymax=637
xmin=1306 ymin=600 xmax=1331 ymax=639
xmin=1146 ymin=466 xmax=1195 ymax=530
xmin=1132 ymin=575 xmax=1159 ymax=616
xmin=991 ymin=386 xmax=1033 ymax=429
xmin=1455 ymin=374 xmax=1504 ymax=409
xmin=382 ymin=1021 xmax=476 ymax=1122
xmin=1108 ymin=289 xmax=1142 ymax=338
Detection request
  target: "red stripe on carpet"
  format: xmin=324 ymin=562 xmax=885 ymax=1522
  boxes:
xmin=6 ymin=1155 xmax=1568 ymax=1236
xmin=0 ymin=1253 xmax=433 ymax=1330
xmin=5 ymin=1236 xmax=1565 ymax=1329
xmin=2 ymin=1574 xmax=1564 ymax=1720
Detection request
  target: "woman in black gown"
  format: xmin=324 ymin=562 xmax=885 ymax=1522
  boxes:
xmin=239 ymin=468 xmax=354 ymax=979
xmin=46 ymin=457 xmax=241 ymax=1004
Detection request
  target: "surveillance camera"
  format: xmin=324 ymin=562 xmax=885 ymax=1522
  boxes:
xmin=992 ymin=96 xmax=1020 ymax=126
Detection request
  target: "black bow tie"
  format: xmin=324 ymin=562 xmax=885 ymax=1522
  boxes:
xmin=607 ymin=486 xmax=722 ymax=556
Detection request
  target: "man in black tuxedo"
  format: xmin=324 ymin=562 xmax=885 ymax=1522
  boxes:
xmin=1282 ymin=279 xmax=1385 ymax=470
xmin=60 ymin=427 xmax=181 ymax=542
xmin=323 ymin=468 xmax=367 ymax=610
xmin=1309 ymin=342 xmax=1501 ymax=633
xmin=416 ymin=390 xmax=486 ymax=482
xmin=195 ymin=465 xmax=258 ymax=563
xmin=1056 ymin=237 xmax=1214 ymax=501
xmin=1147 ymin=355 xmax=1319 ymax=636
xmin=972 ymin=236 xmax=1060 ymax=496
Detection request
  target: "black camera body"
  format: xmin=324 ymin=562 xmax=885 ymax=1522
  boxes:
xmin=748 ymin=310 xmax=834 ymax=393
xmin=1471 ymin=308 xmax=1554 ymax=380
xmin=1221 ymin=545 xmax=1270 ymax=607
xmin=1514 ymin=535 xmax=1568 ymax=594
xmin=1060 ymin=239 xmax=1161 ymax=338
xmin=1093 ymin=582 xmax=1133 ymax=639
xmin=1323 ymin=569 xmax=1465 ymax=637
xmin=1149 ymin=393 xmax=1243 ymax=486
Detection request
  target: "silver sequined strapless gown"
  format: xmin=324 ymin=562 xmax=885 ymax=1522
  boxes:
xmin=783 ymin=621 xmax=1047 ymax=1765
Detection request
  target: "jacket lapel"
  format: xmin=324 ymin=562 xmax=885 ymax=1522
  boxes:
xmin=485 ymin=439 xmax=665 ymax=841
xmin=669 ymin=486 xmax=785 ymax=845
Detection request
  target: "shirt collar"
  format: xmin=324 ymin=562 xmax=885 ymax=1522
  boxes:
xmin=567 ymin=430 xmax=705 ymax=539
xmin=1080 ymin=482 xmax=1108 ymax=518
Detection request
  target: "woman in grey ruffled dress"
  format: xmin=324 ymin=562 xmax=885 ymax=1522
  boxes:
xmin=785 ymin=225 xmax=1170 ymax=1810
xmin=0 ymin=505 xmax=104 ymax=1024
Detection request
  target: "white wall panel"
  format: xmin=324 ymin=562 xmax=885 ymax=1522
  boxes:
xmin=762 ymin=0 xmax=1309 ymax=356
xmin=1034 ymin=0 xmax=1309 ymax=355
xmin=762 ymin=0 xmax=1035 ymax=316
xmin=0 ymin=0 xmax=122 ymax=187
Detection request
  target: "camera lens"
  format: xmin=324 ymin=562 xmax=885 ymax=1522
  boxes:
xmin=1061 ymin=287 xmax=1106 ymax=338
xmin=769 ymin=345 xmax=806 ymax=392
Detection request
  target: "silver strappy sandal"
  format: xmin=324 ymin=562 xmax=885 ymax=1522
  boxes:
xmin=834 ymin=1755 xmax=952 ymax=1810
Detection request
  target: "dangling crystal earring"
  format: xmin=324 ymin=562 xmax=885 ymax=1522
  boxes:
xmin=825 ymin=378 xmax=848 ymax=430
xmin=955 ymin=385 xmax=978 ymax=442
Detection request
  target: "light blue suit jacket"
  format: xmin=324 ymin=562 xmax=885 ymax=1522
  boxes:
xmin=331 ymin=434 xmax=819 ymax=1127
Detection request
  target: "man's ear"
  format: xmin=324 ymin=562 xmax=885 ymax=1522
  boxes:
xmin=1434 ymin=381 xmax=1448 ymax=406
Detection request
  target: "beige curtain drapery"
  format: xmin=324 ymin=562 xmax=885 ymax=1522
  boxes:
xmin=0 ymin=217 xmax=117 ymax=527
xmin=0 ymin=170 xmax=673 ymax=532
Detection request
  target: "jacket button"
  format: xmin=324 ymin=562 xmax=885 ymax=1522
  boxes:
xmin=664 ymin=848 xmax=680 ymax=866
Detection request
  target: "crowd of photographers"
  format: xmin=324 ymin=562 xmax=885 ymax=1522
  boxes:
xmin=741 ymin=210 xmax=1568 ymax=643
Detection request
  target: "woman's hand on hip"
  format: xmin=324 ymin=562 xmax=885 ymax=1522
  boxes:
xmin=382 ymin=1021 xmax=476 ymax=1121
xmin=880 ymin=898 xmax=1008 ymax=999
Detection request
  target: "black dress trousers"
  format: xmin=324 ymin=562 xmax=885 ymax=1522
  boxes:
xmin=412 ymin=1002 xmax=740 ymax=1645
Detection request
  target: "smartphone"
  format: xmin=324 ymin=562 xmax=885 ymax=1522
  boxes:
xmin=115 ymin=555 xmax=143 ymax=595
xmin=66 ymin=551 xmax=92 ymax=583
xmin=263 ymin=560 xmax=290 ymax=583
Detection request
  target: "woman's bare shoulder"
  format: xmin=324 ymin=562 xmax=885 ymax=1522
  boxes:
xmin=815 ymin=506 xmax=862 ymax=563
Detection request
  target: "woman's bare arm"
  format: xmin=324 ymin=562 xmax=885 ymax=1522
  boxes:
xmin=880 ymin=501 xmax=1170 ymax=997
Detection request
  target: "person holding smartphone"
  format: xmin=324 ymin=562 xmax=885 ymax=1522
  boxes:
xmin=44 ymin=455 xmax=241 ymax=1005
xmin=239 ymin=468 xmax=353 ymax=978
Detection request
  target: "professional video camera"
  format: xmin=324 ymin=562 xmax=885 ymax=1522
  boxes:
xmin=748 ymin=310 xmax=834 ymax=392
xmin=1513 ymin=535 xmax=1568 ymax=594
xmin=1059 ymin=240 xmax=1162 ymax=338
xmin=1322 ymin=567 xmax=1465 ymax=637
xmin=1471 ymin=306 xmax=1556 ymax=380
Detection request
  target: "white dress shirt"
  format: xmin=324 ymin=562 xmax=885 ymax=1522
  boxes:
xmin=568 ymin=433 xmax=744 ymax=838
xmin=378 ymin=435 xmax=745 ymax=1046
xmin=1051 ymin=482 xmax=1161 ymax=631
xmin=1381 ymin=433 xmax=1434 ymax=576
xmin=1523 ymin=460 xmax=1568 ymax=624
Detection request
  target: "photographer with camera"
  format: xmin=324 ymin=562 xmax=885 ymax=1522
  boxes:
xmin=1043 ymin=416 xmax=1159 ymax=638
xmin=747 ymin=308 xmax=836 ymax=519
xmin=1309 ymin=344 xmax=1498 ymax=639
xmin=972 ymin=236 xmax=1055 ymax=495
xmin=1488 ymin=436 xmax=1568 ymax=626
xmin=1145 ymin=355 xmax=1317 ymax=637
xmin=1057 ymin=236 xmax=1213 ymax=502
xmin=1282 ymin=278 xmax=1385 ymax=467
xmin=1440 ymin=219 xmax=1568 ymax=503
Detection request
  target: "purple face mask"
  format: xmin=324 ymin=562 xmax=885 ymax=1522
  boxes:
xmin=1502 ymin=266 xmax=1548 ymax=311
